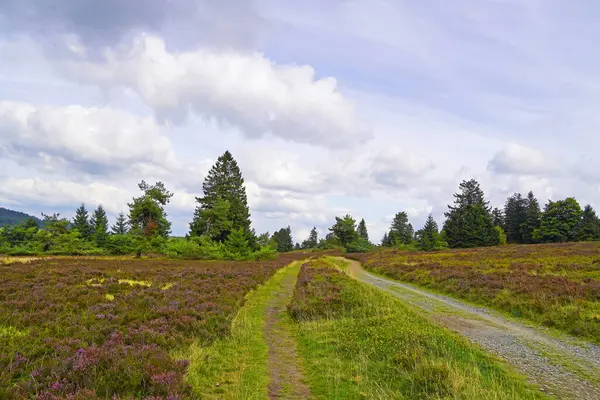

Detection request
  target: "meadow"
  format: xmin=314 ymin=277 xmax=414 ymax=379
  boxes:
xmin=353 ymin=242 xmax=600 ymax=342
xmin=286 ymin=258 xmax=545 ymax=399
xmin=0 ymin=254 xmax=302 ymax=399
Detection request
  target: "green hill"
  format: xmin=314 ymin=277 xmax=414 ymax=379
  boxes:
xmin=0 ymin=207 xmax=43 ymax=227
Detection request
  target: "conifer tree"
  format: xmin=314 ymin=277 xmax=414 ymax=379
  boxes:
xmin=72 ymin=204 xmax=92 ymax=240
xmin=520 ymin=191 xmax=541 ymax=244
xmin=128 ymin=181 xmax=173 ymax=238
xmin=388 ymin=212 xmax=413 ymax=245
xmin=90 ymin=205 xmax=109 ymax=247
xmin=504 ymin=193 xmax=527 ymax=243
xmin=271 ymin=226 xmax=294 ymax=252
xmin=381 ymin=232 xmax=390 ymax=246
xmin=302 ymin=227 xmax=318 ymax=249
xmin=357 ymin=218 xmax=369 ymax=241
xmin=577 ymin=204 xmax=600 ymax=241
xmin=419 ymin=214 xmax=439 ymax=251
xmin=190 ymin=151 xmax=252 ymax=243
xmin=443 ymin=179 xmax=499 ymax=248
xmin=111 ymin=212 xmax=129 ymax=235
xmin=329 ymin=215 xmax=358 ymax=247
xmin=492 ymin=207 xmax=505 ymax=230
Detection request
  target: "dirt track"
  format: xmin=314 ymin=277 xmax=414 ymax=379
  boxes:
xmin=341 ymin=258 xmax=600 ymax=400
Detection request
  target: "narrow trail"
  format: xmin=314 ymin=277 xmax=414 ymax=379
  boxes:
xmin=264 ymin=263 xmax=312 ymax=400
xmin=340 ymin=257 xmax=600 ymax=400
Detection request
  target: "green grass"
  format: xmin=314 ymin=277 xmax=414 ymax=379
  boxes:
xmin=182 ymin=261 xmax=303 ymax=399
xmin=288 ymin=259 xmax=548 ymax=400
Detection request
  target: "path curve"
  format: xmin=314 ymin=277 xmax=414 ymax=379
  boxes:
xmin=264 ymin=263 xmax=312 ymax=399
xmin=340 ymin=257 xmax=600 ymax=400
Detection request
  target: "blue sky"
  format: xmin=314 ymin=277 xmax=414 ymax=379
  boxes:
xmin=1 ymin=0 xmax=599 ymax=242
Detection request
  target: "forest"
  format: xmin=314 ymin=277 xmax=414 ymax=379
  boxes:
xmin=1 ymin=151 xmax=600 ymax=259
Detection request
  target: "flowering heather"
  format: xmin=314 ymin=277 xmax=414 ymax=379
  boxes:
xmin=352 ymin=242 xmax=600 ymax=342
xmin=0 ymin=254 xmax=303 ymax=399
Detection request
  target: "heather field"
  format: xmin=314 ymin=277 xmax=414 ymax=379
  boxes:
xmin=0 ymin=254 xmax=302 ymax=399
xmin=354 ymin=242 xmax=600 ymax=342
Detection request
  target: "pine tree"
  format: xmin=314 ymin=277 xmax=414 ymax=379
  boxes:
xmin=520 ymin=191 xmax=541 ymax=244
xmin=329 ymin=215 xmax=358 ymax=247
xmin=492 ymin=207 xmax=505 ymax=230
xmin=302 ymin=227 xmax=318 ymax=249
xmin=72 ymin=204 xmax=92 ymax=240
xmin=190 ymin=151 xmax=252 ymax=243
xmin=381 ymin=232 xmax=390 ymax=247
xmin=90 ymin=205 xmax=109 ymax=247
xmin=577 ymin=204 xmax=600 ymax=241
xmin=419 ymin=214 xmax=439 ymax=251
xmin=111 ymin=212 xmax=129 ymax=235
xmin=357 ymin=219 xmax=369 ymax=241
xmin=389 ymin=212 xmax=413 ymax=245
xmin=271 ymin=226 xmax=294 ymax=252
xmin=504 ymin=193 xmax=527 ymax=243
xmin=225 ymin=228 xmax=250 ymax=258
xmin=443 ymin=179 xmax=499 ymax=248
xmin=128 ymin=180 xmax=173 ymax=238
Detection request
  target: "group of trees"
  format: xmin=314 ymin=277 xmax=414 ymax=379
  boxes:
xmin=3 ymin=151 xmax=600 ymax=257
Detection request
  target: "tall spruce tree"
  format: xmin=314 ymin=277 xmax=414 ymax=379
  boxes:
xmin=72 ymin=204 xmax=92 ymax=240
xmin=90 ymin=205 xmax=109 ymax=246
xmin=520 ymin=191 xmax=541 ymax=244
xmin=388 ymin=212 xmax=413 ymax=245
xmin=419 ymin=214 xmax=440 ymax=251
xmin=357 ymin=218 xmax=369 ymax=241
xmin=111 ymin=212 xmax=129 ymax=235
xmin=443 ymin=179 xmax=499 ymax=248
xmin=577 ymin=204 xmax=600 ymax=241
xmin=504 ymin=193 xmax=528 ymax=243
xmin=190 ymin=151 xmax=252 ymax=243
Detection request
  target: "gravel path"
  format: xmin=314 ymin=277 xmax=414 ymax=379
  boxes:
xmin=341 ymin=258 xmax=600 ymax=400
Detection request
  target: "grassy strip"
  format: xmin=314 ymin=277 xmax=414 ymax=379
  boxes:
xmin=289 ymin=259 xmax=548 ymax=400
xmin=182 ymin=261 xmax=302 ymax=399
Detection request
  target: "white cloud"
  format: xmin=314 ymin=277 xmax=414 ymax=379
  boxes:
xmin=0 ymin=100 xmax=177 ymax=173
xmin=488 ymin=142 xmax=558 ymax=175
xmin=63 ymin=35 xmax=371 ymax=148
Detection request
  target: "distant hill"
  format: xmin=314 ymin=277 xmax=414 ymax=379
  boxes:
xmin=0 ymin=207 xmax=44 ymax=227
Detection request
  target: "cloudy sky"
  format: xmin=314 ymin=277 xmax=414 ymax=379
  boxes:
xmin=1 ymin=0 xmax=599 ymax=243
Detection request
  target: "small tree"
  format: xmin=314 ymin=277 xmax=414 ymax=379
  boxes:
xmin=128 ymin=181 xmax=173 ymax=257
xmin=72 ymin=204 xmax=92 ymax=240
xmin=225 ymin=228 xmax=251 ymax=259
xmin=357 ymin=219 xmax=369 ymax=241
xmin=492 ymin=207 xmax=505 ymax=231
xmin=419 ymin=214 xmax=440 ymax=251
xmin=111 ymin=212 xmax=129 ymax=235
xmin=302 ymin=227 xmax=319 ymax=249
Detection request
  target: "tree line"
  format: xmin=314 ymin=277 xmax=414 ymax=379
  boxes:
xmin=2 ymin=151 xmax=600 ymax=258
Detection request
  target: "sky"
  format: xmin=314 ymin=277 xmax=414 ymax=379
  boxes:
xmin=1 ymin=0 xmax=600 ymax=243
